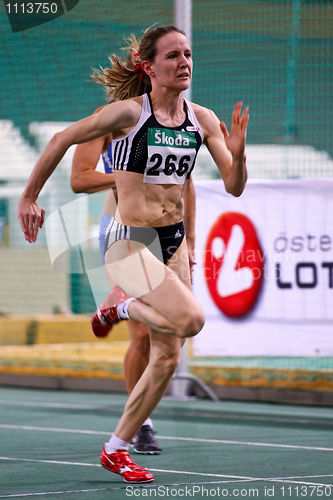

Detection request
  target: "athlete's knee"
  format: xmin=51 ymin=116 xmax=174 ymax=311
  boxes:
xmin=176 ymin=307 xmax=205 ymax=339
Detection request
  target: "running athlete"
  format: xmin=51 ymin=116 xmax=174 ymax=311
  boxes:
xmin=71 ymin=106 xmax=196 ymax=454
xmin=18 ymin=25 xmax=248 ymax=483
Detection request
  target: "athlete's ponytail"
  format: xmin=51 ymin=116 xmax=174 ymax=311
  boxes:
xmin=91 ymin=25 xmax=185 ymax=102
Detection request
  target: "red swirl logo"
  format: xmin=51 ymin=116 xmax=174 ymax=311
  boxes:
xmin=204 ymin=212 xmax=264 ymax=318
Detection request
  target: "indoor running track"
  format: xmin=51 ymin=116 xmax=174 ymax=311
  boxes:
xmin=0 ymin=387 xmax=332 ymax=499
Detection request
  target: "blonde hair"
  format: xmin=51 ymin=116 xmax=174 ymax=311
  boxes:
xmin=91 ymin=25 xmax=186 ymax=102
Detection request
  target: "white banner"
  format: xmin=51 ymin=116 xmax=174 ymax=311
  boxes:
xmin=192 ymin=179 xmax=333 ymax=356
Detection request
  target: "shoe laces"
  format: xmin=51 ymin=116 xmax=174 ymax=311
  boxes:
xmin=116 ymin=451 xmax=145 ymax=471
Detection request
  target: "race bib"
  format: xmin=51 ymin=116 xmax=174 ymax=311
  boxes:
xmin=144 ymin=128 xmax=197 ymax=184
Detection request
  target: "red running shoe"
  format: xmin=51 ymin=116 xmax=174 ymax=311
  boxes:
xmin=100 ymin=446 xmax=154 ymax=483
xmin=91 ymin=286 xmax=129 ymax=338
xmin=91 ymin=305 xmax=120 ymax=338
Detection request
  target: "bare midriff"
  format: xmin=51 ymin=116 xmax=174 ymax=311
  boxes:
xmin=103 ymin=170 xmax=185 ymax=227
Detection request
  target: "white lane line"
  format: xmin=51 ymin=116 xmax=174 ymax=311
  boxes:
xmin=147 ymin=471 xmax=333 ymax=487
xmin=158 ymin=436 xmax=333 ymax=452
xmin=1 ymin=399 xmax=331 ymax=426
xmin=0 ymin=456 xmax=332 ymax=487
xmin=0 ymin=457 xmax=99 ymax=467
xmin=0 ymin=424 xmax=332 ymax=452
xmin=148 ymin=468 xmax=260 ymax=480
xmin=0 ymin=424 xmax=104 ymax=436
xmin=158 ymin=478 xmax=333 ymax=487
xmin=270 ymin=479 xmax=333 ymax=487
xmin=0 ymin=480 xmax=273 ymax=499
xmin=0 ymin=489 xmax=109 ymax=498
xmin=0 ymin=478 xmax=332 ymax=499
xmin=279 ymin=474 xmax=333 ymax=479
xmin=0 ymin=457 xmax=332 ymax=498
xmin=0 ymin=480 xmax=332 ymax=499
xmin=0 ymin=400 xmax=96 ymax=410
xmin=0 ymin=457 xmax=256 ymax=480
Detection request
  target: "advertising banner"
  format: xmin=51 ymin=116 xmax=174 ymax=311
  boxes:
xmin=192 ymin=179 xmax=333 ymax=356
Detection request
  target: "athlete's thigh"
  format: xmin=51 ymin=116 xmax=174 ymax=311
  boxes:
xmin=104 ymin=239 xmax=166 ymax=298
xmin=137 ymin=238 xmax=200 ymax=327
xmin=104 ymin=235 xmax=198 ymax=325
xmin=166 ymin=237 xmax=191 ymax=289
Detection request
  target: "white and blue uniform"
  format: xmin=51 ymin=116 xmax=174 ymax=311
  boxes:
xmin=99 ymin=144 xmax=113 ymax=262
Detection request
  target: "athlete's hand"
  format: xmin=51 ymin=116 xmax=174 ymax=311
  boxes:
xmin=18 ymin=196 xmax=45 ymax=243
xmin=220 ymin=102 xmax=249 ymax=160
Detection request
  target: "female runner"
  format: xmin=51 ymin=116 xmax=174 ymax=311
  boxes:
xmin=18 ymin=25 xmax=248 ymax=483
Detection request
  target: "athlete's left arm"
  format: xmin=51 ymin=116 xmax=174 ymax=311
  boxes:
xmin=196 ymin=102 xmax=248 ymax=197
xmin=183 ymin=176 xmax=196 ymax=282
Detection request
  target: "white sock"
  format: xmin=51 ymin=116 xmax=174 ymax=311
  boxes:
xmin=117 ymin=297 xmax=135 ymax=320
xmin=142 ymin=418 xmax=153 ymax=428
xmin=105 ymin=433 xmax=130 ymax=454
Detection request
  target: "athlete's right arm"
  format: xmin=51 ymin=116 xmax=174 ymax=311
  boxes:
xmin=71 ymin=134 xmax=115 ymax=194
xmin=18 ymin=100 xmax=138 ymax=242
xmin=70 ymin=108 xmax=115 ymax=194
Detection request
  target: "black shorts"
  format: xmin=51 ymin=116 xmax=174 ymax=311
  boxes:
xmin=104 ymin=218 xmax=185 ymax=265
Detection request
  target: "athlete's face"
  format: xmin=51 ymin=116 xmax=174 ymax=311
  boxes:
xmin=148 ymin=32 xmax=192 ymax=91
